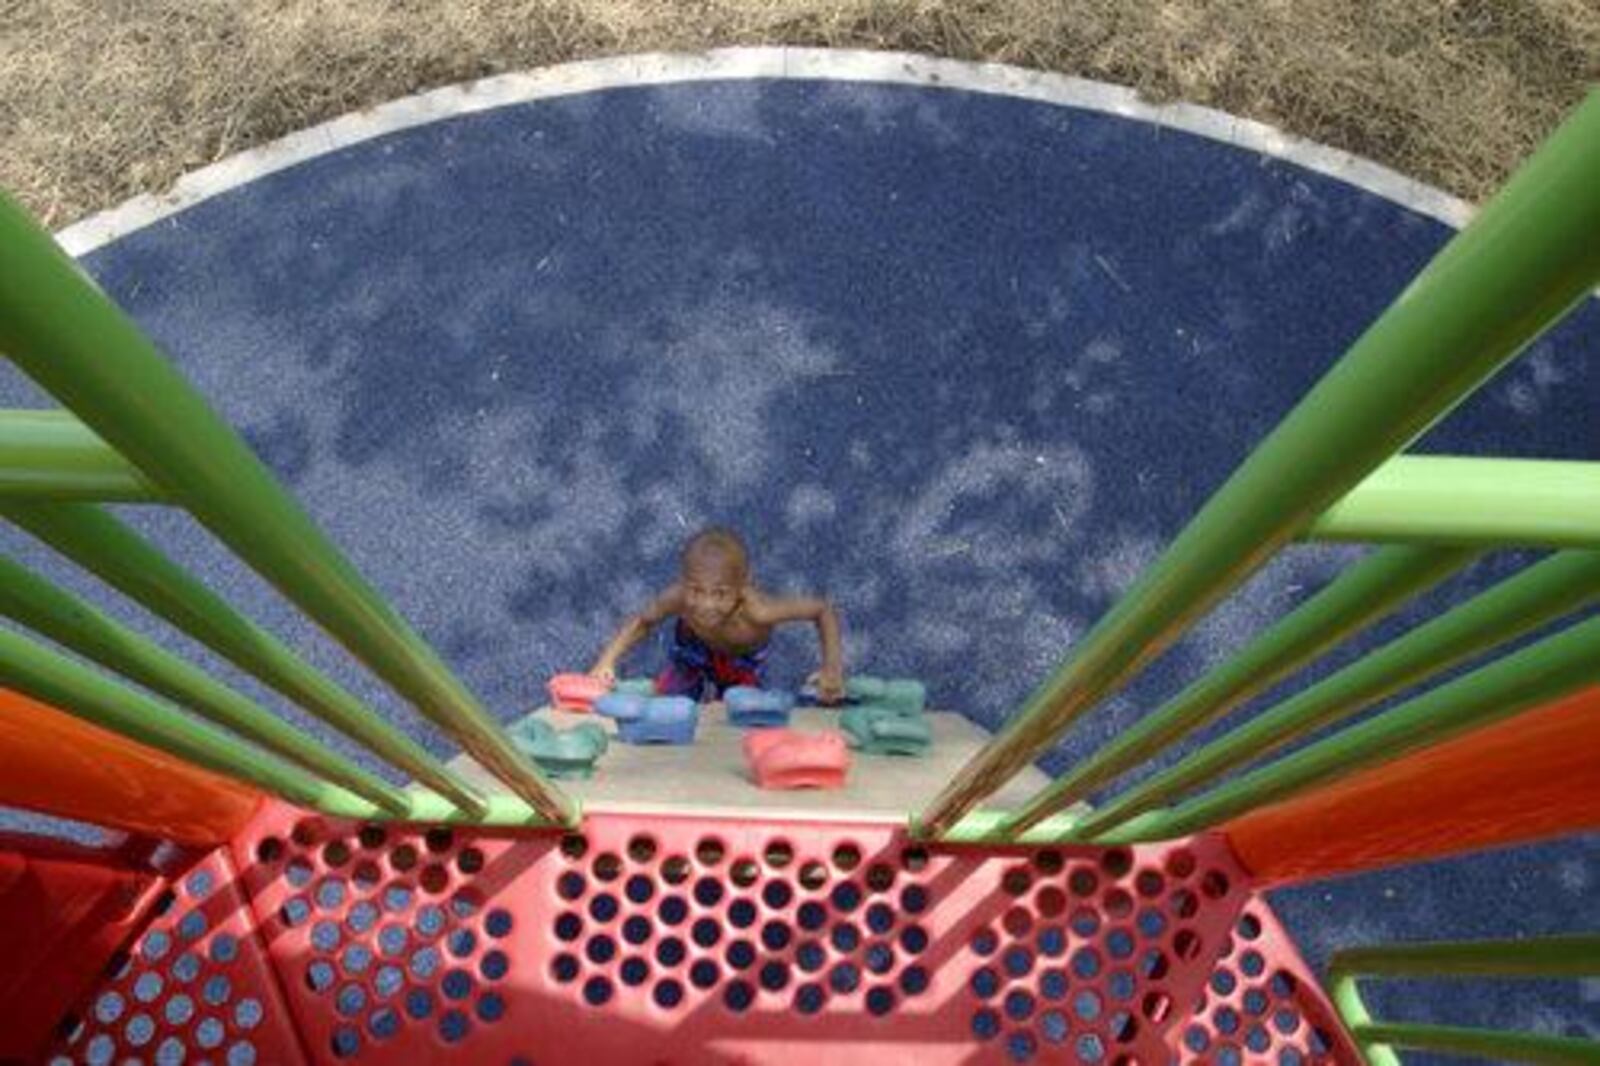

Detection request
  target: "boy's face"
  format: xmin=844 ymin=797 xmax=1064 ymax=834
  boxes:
xmin=682 ymin=549 xmax=745 ymax=628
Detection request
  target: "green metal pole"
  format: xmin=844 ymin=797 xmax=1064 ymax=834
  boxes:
xmin=1349 ymin=1024 xmax=1600 ymax=1066
xmin=1121 ymin=612 xmax=1600 ymax=841
xmin=1332 ymin=935 xmax=1600 ymax=979
xmin=915 ymin=92 xmax=1600 ymax=836
xmin=1000 ymin=545 xmax=1476 ymax=835
xmin=0 ymin=552 xmax=411 ymax=814
xmin=0 ymin=625 xmax=383 ymax=818
xmin=0 ymin=501 xmax=487 ymax=816
xmin=1329 ymin=973 xmax=1403 ymax=1066
xmin=0 ymin=409 xmax=162 ymax=502
xmin=1310 ymin=456 xmax=1600 ymax=547
xmin=0 ymin=193 xmax=573 ymax=824
xmin=1074 ymin=550 xmax=1600 ymax=839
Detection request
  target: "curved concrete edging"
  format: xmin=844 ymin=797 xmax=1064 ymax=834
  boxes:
xmin=54 ymin=47 xmax=1475 ymax=256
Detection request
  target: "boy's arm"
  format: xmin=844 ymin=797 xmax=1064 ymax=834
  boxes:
xmin=589 ymin=585 xmax=682 ymax=682
xmin=747 ymin=593 xmax=845 ymax=701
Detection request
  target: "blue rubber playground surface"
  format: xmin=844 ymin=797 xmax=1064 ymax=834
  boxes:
xmin=3 ymin=56 xmax=1595 ymax=1054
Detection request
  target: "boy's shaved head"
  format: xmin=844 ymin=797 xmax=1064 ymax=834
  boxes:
xmin=682 ymin=527 xmax=749 ymax=582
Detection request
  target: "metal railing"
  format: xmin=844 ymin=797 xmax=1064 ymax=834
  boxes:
xmin=0 ymin=192 xmax=577 ymax=827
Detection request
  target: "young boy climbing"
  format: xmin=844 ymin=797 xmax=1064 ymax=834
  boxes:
xmin=588 ymin=527 xmax=847 ymax=704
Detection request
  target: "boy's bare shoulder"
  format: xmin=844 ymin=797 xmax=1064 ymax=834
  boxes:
xmin=741 ymin=587 xmax=827 ymax=625
xmin=640 ymin=583 xmax=685 ymax=622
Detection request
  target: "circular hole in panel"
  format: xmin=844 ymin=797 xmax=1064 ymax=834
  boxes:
xmin=622 ymin=915 xmax=652 ymax=945
xmin=586 ymin=935 xmax=617 ymax=965
xmin=1244 ymin=988 xmax=1270 ymax=1016
xmin=900 ymin=845 xmax=930 ymax=873
xmin=442 ymin=969 xmax=474 ymax=1000
xmin=627 ymin=835 xmax=658 ymax=864
xmin=723 ymin=979 xmax=755 ymax=1012
xmin=390 ymin=845 xmax=418 ymax=873
xmin=899 ymin=924 xmax=928 ymax=954
xmin=358 ymin=825 xmax=387 ymax=850
xmin=448 ymin=928 xmax=478 ymax=958
xmin=1238 ymin=913 xmax=1263 ymax=940
xmin=560 ymin=834 xmax=588 ymax=861
xmin=656 ymin=936 xmax=686 ymax=968
xmin=419 ymin=865 xmax=450 ymax=895
xmin=831 ymin=843 xmax=861 ymax=872
xmin=347 ymin=900 xmax=379 ymax=934
xmin=830 ymin=881 xmax=862 ymax=912
xmin=1201 ymin=870 xmax=1231 ymax=899
xmin=309 ymin=920 xmax=341 ymax=952
xmin=1273 ymin=1007 xmax=1302 ymax=1035
xmin=865 ymin=864 xmax=895 ymax=893
xmin=1240 ymin=949 xmax=1266 ymax=977
xmin=690 ymin=959 xmax=720 ymax=989
xmin=1004 ymin=945 xmax=1034 ymax=978
xmin=324 ymin=841 xmax=351 ymax=868
xmin=1072 ymin=946 xmax=1105 ymax=979
xmin=1280 ymin=1050 xmax=1305 ymax=1066
xmin=330 ymin=1026 xmax=360 ymax=1058
xmin=831 ymin=922 xmax=861 ymax=953
xmin=410 ymin=946 xmax=443 ymax=979
xmin=281 ymin=898 xmax=311 ymax=927
xmin=439 ymin=1008 xmax=470 ymax=1043
xmin=1109 ymin=1010 xmax=1139 ymax=1042
xmin=653 ymin=979 xmax=684 ymax=1009
xmin=900 ymin=964 xmax=929 ymax=995
xmin=306 ymin=961 xmax=336 ymax=992
xmin=480 ymin=950 xmax=509 ymax=981
xmin=971 ymin=967 xmax=1000 ymax=998
xmin=369 ymin=1005 xmax=400 ymax=1038
xmin=557 ymin=871 xmax=586 ymax=901
xmin=406 ymin=987 xmax=436 ymax=1018
xmin=592 ymin=853 xmax=622 ymax=882
xmin=971 ymin=928 xmax=999 ymax=957
xmin=1140 ymin=949 xmax=1170 ymax=980
xmin=1246 ymin=1024 xmax=1272 ymax=1053
xmin=1038 ymin=968 xmax=1067 ymax=1001
xmin=1270 ymin=970 xmax=1298 ymax=998
xmin=620 ymin=956 xmax=649 ymax=986
xmin=1070 ymin=907 xmax=1101 ymax=937
xmin=1136 ymin=909 xmax=1168 ymax=939
xmin=343 ymin=943 xmax=374 ymax=975
xmin=1165 ymin=849 xmax=1196 ymax=878
xmin=731 ymin=860 xmax=760 ymax=888
xmin=178 ymin=910 xmax=207 ymax=942
xmin=1174 ymin=929 xmax=1203 ymax=961
xmin=291 ymin=820 xmax=319 ymax=847
xmin=589 ymin=893 xmax=619 ymax=923
xmin=695 ymin=838 xmax=726 ymax=866
xmin=866 ymin=902 xmax=895 ymax=935
xmin=692 ymin=918 xmax=721 ymax=948
xmin=761 ymin=920 xmax=793 ymax=952
xmin=457 ymin=848 xmax=485 ymax=875
xmin=378 ymin=923 xmax=409 ymax=958
xmin=316 ymin=877 xmax=348 ymax=911
xmin=335 ymin=983 xmax=367 ymax=1017
xmin=1001 ymin=867 xmax=1032 ymax=897
xmin=1142 ymin=992 xmax=1172 ymax=1023
xmin=1134 ymin=870 xmax=1164 ymax=898
xmin=1105 ymin=928 xmax=1134 ymax=961
xmin=795 ymin=983 xmax=826 ymax=1014
xmin=1069 ymin=868 xmax=1100 ymax=898
xmin=727 ymin=940 xmax=758 ymax=971
xmin=626 ymin=874 xmax=655 ymax=905
xmin=256 ymin=838 xmax=284 ymax=864
xmin=1036 ymin=886 xmax=1067 ymax=919
xmin=797 ymin=901 xmax=827 ymax=931
xmin=1214 ymin=1005 xmax=1241 ymax=1034
xmin=1212 ymin=968 xmax=1238 ymax=995
xmin=972 ymin=1008 xmax=1001 ymax=1040
xmin=352 ymin=861 xmax=382 ymax=892
xmin=763 ymin=881 xmax=794 ymax=910
xmin=828 ymin=962 xmax=860 ymax=994
xmin=1041 ymin=1008 xmax=1070 ymax=1045
xmin=901 ymin=884 xmax=929 ymax=914
xmin=759 ymin=960 xmax=790 ymax=991
xmin=659 ymin=896 xmax=689 ymax=926
xmin=728 ymin=899 xmax=758 ymax=928
xmin=795 ymin=941 xmax=825 ymax=973
xmin=764 ymin=840 xmax=794 ymax=869
xmin=485 ymin=907 xmax=513 ymax=938
xmin=1170 ymin=888 xmax=1199 ymax=919
xmin=866 ymin=986 xmax=895 ymax=1016
xmin=799 ymin=861 xmax=828 ymax=891
xmin=1037 ymin=926 xmax=1067 ymax=958
xmin=1003 ymin=907 xmax=1033 ymax=937
xmin=1104 ymin=889 xmax=1134 ymax=919
xmin=382 ymin=884 xmax=413 ymax=913
xmin=661 ymin=856 xmax=691 ymax=885
xmin=694 ymin=878 xmax=725 ymax=908
xmin=582 ymin=976 xmax=613 ymax=1006
xmin=1108 ymin=969 xmax=1136 ymax=1001
xmin=374 ymin=965 xmax=404 ymax=998
xmin=1008 ymin=1030 xmax=1038 ymax=1062
xmin=1100 ymin=849 xmax=1133 ymax=878
xmin=424 ymin=828 xmax=454 ymax=854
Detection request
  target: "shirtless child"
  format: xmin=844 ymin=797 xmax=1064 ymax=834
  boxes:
xmin=588 ymin=527 xmax=846 ymax=704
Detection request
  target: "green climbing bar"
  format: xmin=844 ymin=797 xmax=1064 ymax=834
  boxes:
xmin=0 ymin=553 xmax=411 ymax=814
xmin=0 ymin=409 xmax=161 ymax=502
xmin=1074 ymin=550 xmax=1600 ymax=839
xmin=0 ymin=191 xmax=574 ymax=823
xmin=1 ymin=501 xmax=489 ymax=816
xmin=1309 ymin=456 xmax=1600 ymax=547
xmin=999 ymin=545 xmax=1476 ymax=835
xmin=916 ymin=90 xmax=1600 ymax=836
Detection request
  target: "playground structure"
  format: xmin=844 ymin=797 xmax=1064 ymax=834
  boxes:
xmin=0 ymin=72 xmax=1597 ymax=1065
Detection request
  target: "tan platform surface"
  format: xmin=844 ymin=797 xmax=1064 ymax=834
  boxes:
xmin=444 ymin=705 xmax=1053 ymax=820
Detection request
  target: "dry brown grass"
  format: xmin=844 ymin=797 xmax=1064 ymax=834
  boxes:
xmin=2 ymin=0 xmax=1597 ymax=228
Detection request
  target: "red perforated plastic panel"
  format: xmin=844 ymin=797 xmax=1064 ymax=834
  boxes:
xmin=46 ymin=845 xmax=308 ymax=1065
xmin=38 ymin=802 xmax=1360 ymax=1064
xmin=1175 ymin=900 xmax=1362 ymax=1065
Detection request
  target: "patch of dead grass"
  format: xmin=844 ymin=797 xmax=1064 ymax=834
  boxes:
xmin=1 ymin=0 xmax=1597 ymax=227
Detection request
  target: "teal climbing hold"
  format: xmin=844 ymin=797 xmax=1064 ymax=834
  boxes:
xmin=841 ymin=704 xmax=932 ymax=757
xmin=508 ymin=717 xmax=609 ymax=779
xmin=612 ymin=677 xmax=657 ymax=697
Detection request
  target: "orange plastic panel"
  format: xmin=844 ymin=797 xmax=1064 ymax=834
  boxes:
xmin=0 ymin=688 xmax=263 ymax=846
xmin=1224 ymin=685 xmax=1600 ymax=885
